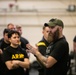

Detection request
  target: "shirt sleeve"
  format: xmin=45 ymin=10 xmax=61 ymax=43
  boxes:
xmin=22 ymin=50 xmax=29 ymax=58
xmin=37 ymin=41 xmax=47 ymax=56
xmin=2 ymin=50 xmax=11 ymax=62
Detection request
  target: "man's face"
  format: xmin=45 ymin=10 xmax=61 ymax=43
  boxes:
xmin=17 ymin=28 xmax=22 ymax=35
xmin=8 ymin=24 xmax=15 ymax=30
xmin=43 ymin=27 xmax=50 ymax=40
xmin=3 ymin=33 xmax=10 ymax=43
xmin=47 ymin=26 xmax=60 ymax=43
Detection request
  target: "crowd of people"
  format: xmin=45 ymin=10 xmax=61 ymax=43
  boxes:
xmin=0 ymin=23 xmax=30 ymax=75
xmin=0 ymin=18 xmax=75 ymax=75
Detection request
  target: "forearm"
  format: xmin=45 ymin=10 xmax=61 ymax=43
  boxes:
xmin=5 ymin=61 xmax=19 ymax=70
xmin=36 ymin=57 xmax=46 ymax=68
xmin=18 ymin=60 xmax=30 ymax=68
xmin=35 ymin=52 xmax=47 ymax=67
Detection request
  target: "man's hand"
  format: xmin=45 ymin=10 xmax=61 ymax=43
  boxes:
xmin=26 ymin=44 xmax=39 ymax=55
xmin=12 ymin=60 xmax=20 ymax=68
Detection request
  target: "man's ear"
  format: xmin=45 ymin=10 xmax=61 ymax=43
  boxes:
xmin=59 ymin=27 xmax=62 ymax=31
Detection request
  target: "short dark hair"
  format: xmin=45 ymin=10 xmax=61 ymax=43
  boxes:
xmin=43 ymin=24 xmax=49 ymax=30
xmin=3 ymin=28 xmax=11 ymax=35
xmin=43 ymin=18 xmax=56 ymax=29
xmin=8 ymin=30 xmax=20 ymax=38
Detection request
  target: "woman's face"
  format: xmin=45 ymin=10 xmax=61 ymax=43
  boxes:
xmin=9 ymin=33 xmax=20 ymax=47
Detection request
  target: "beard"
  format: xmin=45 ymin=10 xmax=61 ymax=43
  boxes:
xmin=47 ymin=28 xmax=60 ymax=43
xmin=47 ymin=32 xmax=53 ymax=43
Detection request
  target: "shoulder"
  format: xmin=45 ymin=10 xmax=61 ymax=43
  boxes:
xmin=20 ymin=37 xmax=29 ymax=43
xmin=3 ymin=46 xmax=10 ymax=53
xmin=4 ymin=46 xmax=10 ymax=50
xmin=37 ymin=40 xmax=46 ymax=47
xmin=0 ymin=38 xmax=4 ymax=44
xmin=55 ymin=38 xmax=69 ymax=48
xmin=18 ymin=46 xmax=26 ymax=51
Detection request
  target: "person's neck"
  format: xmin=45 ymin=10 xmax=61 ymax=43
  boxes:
xmin=10 ymin=44 xmax=18 ymax=48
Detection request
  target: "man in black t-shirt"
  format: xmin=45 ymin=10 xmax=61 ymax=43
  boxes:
xmin=26 ymin=18 xmax=69 ymax=75
xmin=36 ymin=24 xmax=50 ymax=75
xmin=0 ymin=28 xmax=11 ymax=75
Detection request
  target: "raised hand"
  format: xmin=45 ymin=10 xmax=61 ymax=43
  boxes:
xmin=26 ymin=44 xmax=38 ymax=55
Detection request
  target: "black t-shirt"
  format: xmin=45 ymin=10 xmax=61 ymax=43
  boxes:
xmin=37 ymin=37 xmax=50 ymax=56
xmin=2 ymin=46 xmax=28 ymax=75
xmin=0 ymin=40 xmax=10 ymax=75
xmin=20 ymin=37 xmax=29 ymax=50
xmin=36 ymin=37 xmax=50 ymax=73
xmin=45 ymin=37 xmax=69 ymax=75
xmin=0 ymin=40 xmax=10 ymax=50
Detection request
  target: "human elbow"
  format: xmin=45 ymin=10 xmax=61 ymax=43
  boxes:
xmin=6 ymin=66 xmax=13 ymax=70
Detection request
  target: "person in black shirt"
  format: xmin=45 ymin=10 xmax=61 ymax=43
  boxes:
xmin=16 ymin=25 xmax=30 ymax=75
xmin=0 ymin=23 xmax=15 ymax=47
xmin=0 ymin=28 xmax=11 ymax=75
xmin=2 ymin=30 xmax=30 ymax=75
xmin=16 ymin=25 xmax=29 ymax=51
xmin=36 ymin=24 xmax=50 ymax=75
xmin=0 ymin=29 xmax=10 ymax=50
xmin=26 ymin=18 xmax=69 ymax=75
